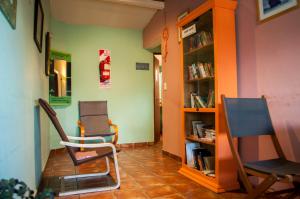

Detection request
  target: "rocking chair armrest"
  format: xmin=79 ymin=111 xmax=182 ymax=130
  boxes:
xmin=77 ymin=120 xmax=85 ymax=137
xmin=108 ymin=119 xmax=119 ymax=145
xmin=60 ymin=141 xmax=116 ymax=150
xmin=67 ymin=136 xmax=106 ymax=142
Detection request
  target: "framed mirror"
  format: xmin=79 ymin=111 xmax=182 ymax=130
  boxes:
xmin=49 ymin=50 xmax=71 ymax=106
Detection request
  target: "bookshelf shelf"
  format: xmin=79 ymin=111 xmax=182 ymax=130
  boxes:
xmin=184 ymin=43 xmax=214 ymax=56
xmin=186 ymin=135 xmax=215 ymax=146
xmin=184 ymin=164 xmax=216 ymax=179
xmin=183 ymin=108 xmax=216 ymax=113
xmin=178 ymin=0 xmax=239 ymax=193
xmin=187 ymin=76 xmax=214 ymax=83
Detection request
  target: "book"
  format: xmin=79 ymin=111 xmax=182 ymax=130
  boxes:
xmin=196 ymin=124 xmax=205 ymax=138
xmin=190 ymin=93 xmax=195 ymax=108
xmin=197 ymin=148 xmax=211 ymax=170
xmin=195 ymin=95 xmax=207 ymax=108
xmin=207 ymin=90 xmax=215 ymax=108
xmin=192 ymin=147 xmax=207 ymax=170
xmin=197 ymin=62 xmax=206 ymax=78
xmin=185 ymin=141 xmax=200 ymax=167
xmin=192 ymin=148 xmax=201 ymax=170
xmin=192 ymin=121 xmax=203 ymax=136
xmin=203 ymin=156 xmax=215 ymax=171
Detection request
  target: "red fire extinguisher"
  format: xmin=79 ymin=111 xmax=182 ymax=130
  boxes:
xmin=99 ymin=50 xmax=111 ymax=83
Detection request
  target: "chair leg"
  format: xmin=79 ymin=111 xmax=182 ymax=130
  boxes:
xmin=286 ymin=182 xmax=300 ymax=199
xmin=59 ymin=148 xmax=121 ymax=196
xmin=246 ymin=174 xmax=277 ymax=199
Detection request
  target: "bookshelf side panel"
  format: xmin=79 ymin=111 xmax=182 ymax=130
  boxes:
xmin=213 ymin=5 xmax=239 ymax=190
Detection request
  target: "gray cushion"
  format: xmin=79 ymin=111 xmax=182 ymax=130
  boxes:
xmin=245 ymin=158 xmax=300 ymax=177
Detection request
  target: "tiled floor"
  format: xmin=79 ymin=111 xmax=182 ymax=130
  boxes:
xmin=41 ymin=142 xmax=285 ymax=199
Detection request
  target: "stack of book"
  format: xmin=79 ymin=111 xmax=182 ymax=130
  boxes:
xmin=189 ymin=31 xmax=213 ymax=51
xmin=200 ymin=128 xmax=216 ymax=143
xmin=188 ymin=62 xmax=214 ymax=80
xmin=191 ymin=121 xmax=216 ymax=143
xmin=190 ymin=90 xmax=215 ymax=108
xmin=186 ymin=141 xmax=215 ymax=176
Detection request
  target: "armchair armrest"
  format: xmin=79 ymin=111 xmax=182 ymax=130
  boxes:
xmin=67 ymin=136 xmax=106 ymax=142
xmin=108 ymin=119 xmax=119 ymax=145
xmin=77 ymin=120 xmax=85 ymax=137
xmin=60 ymin=141 xmax=116 ymax=151
xmin=77 ymin=120 xmax=86 ymax=151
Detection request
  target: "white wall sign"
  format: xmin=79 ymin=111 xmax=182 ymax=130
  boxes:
xmin=182 ymin=24 xmax=196 ymax=39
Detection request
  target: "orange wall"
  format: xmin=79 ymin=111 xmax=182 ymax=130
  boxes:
xmin=143 ymin=0 xmax=205 ymax=157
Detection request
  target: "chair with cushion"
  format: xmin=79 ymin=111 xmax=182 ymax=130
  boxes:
xmin=38 ymin=98 xmax=120 ymax=196
xmin=78 ymin=101 xmax=118 ymax=145
xmin=222 ymin=95 xmax=300 ymax=199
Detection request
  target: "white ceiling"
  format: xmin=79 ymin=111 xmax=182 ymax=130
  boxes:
xmin=50 ymin=0 xmax=164 ymax=29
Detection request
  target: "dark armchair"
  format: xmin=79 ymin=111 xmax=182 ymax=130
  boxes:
xmin=38 ymin=99 xmax=120 ymax=196
xmin=222 ymin=95 xmax=300 ymax=199
xmin=78 ymin=101 xmax=119 ymax=146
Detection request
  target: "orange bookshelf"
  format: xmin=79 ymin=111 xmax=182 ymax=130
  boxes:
xmin=178 ymin=0 xmax=239 ymax=193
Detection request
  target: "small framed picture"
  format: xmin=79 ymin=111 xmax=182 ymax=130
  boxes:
xmin=177 ymin=10 xmax=189 ymax=43
xmin=0 ymin=0 xmax=17 ymax=29
xmin=34 ymin=0 xmax=44 ymax=53
xmin=45 ymin=32 xmax=51 ymax=76
xmin=257 ymin=0 xmax=299 ymax=23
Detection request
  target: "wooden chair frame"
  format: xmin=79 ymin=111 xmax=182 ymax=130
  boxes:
xmin=222 ymin=95 xmax=300 ymax=199
xmin=78 ymin=119 xmax=119 ymax=145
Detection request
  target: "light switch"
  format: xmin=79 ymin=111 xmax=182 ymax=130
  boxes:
xmin=163 ymin=82 xmax=167 ymax=91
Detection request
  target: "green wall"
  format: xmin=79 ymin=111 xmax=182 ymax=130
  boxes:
xmin=50 ymin=19 xmax=154 ymax=148
xmin=0 ymin=0 xmax=50 ymax=189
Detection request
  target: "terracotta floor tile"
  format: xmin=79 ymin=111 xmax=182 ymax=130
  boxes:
xmin=182 ymin=189 xmax=221 ymax=199
xmin=145 ymin=185 xmax=178 ymax=198
xmin=170 ymin=183 xmax=201 ymax=194
xmin=113 ymin=189 xmax=148 ymax=199
xmin=40 ymin=142 xmax=246 ymax=199
xmin=119 ymin=179 xmax=141 ymax=190
xmin=135 ymin=178 xmax=165 ymax=188
xmin=153 ymin=193 xmax=186 ymax=199
xmin=80 ymin=191 xmax=115 ymax=199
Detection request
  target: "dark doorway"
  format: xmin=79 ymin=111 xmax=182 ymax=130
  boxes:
xmin=153 ymin=53 xmax=163 ymax=143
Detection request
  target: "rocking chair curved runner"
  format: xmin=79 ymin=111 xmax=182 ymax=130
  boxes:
xmin=38 ymin=98 xmax=120 ymax=196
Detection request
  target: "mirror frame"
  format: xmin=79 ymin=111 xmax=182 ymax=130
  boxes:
xmin=49 ymin=50 xmax=72 ymax=106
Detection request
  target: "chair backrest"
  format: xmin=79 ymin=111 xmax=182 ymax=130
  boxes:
xmin=79 ymin=101 xmax=110 ymax=136
xmin=38 ymin=98 xmax=77 ymax=164
xmin=222 ymin=96 xmax=275 ymax=138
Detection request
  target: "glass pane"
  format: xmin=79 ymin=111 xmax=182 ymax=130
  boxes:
xmin=182 ymin=10 xmax=215 ymax=109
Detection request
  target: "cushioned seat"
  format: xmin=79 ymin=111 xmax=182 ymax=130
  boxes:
xmin=75 ymin=147 xmax=113 ymax=164
xmin=245 ymin=158 xmax=300 ymax=177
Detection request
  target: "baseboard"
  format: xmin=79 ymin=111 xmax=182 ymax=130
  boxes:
xmin=162 ymin=150 xmax=182 ymax=161
xmin=116 ymin=142 xmax=154 ymax=149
